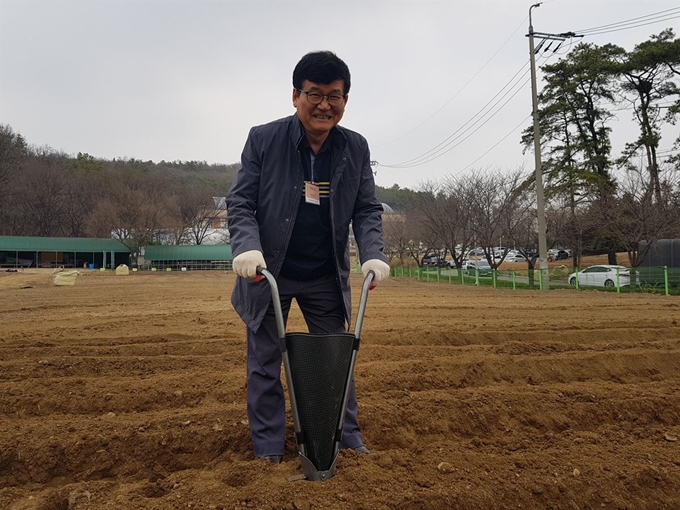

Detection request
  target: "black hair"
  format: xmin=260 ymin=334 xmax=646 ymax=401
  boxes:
xmin=292 ymin=51 xmax=351 ymax=94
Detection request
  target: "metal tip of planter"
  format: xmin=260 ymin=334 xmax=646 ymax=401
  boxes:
xmin=299 ymin=454 xmax=338 ymax=482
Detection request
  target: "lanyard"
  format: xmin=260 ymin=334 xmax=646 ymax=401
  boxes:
xmin=309 ymin=151 xmax=316 ymax=184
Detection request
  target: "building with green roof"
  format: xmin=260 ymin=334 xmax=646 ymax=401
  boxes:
xmin=0 ymin=236 xmax=234 ymax=271
xmin=0 ymin=236 xmax=130 ymax=269
xmin=142 ymin=244 xmax=232 ymax=270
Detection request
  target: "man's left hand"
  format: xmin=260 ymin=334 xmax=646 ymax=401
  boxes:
xmin=361 ymin=259 xmax=390 ymax=283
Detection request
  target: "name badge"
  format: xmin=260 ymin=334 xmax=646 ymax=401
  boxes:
xmin=305 ymin=182 xmax=320 ymax=205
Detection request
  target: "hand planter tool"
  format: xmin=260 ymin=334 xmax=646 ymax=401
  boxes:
xmin=256 ymin=268 xmax=374 ymax=481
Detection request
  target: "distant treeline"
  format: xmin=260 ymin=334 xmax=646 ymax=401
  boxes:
xmin=0 ymin=124 xmax=418 ymax=242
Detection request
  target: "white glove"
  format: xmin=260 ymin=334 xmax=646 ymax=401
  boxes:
xmin=361 ymin=259 xmax=390 ymax=283
xmin=233 ymin=250 xmax=266 ymax=279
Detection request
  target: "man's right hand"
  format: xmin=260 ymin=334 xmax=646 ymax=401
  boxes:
xmin=232 ymin=250 xmax=266 ymax=279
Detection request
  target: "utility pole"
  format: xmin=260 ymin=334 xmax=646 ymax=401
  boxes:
xmin=528 ymin=3 xmax=549 ymax=289
xmin=526 ymin=3 xmax=577 ymax=290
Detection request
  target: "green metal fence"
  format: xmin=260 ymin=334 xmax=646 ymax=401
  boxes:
xmin=389 ymin=265 xmax=680 ymax=296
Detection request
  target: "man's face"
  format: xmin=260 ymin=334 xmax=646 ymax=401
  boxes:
xmin=293 ymin=79 xmax=347 ymax=139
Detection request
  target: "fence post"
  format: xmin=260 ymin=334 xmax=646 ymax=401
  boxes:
xmin=512 ymin=270 xmax=516 ymax=290
xmin=664 ymin=266 xmax=669 ymax=296
xmin=539 ymin=268 xmax=544 ymax=290
xmin=616 ymin=267 xmax=621 ymax=293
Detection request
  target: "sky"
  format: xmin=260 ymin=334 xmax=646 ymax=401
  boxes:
xmin=1 ymin=0 xmax=678 ymax=190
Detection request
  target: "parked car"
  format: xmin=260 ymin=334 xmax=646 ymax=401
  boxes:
xmin=448 ymin=258 xmax=468 ymax=269
xmin=465 ymin=259 xmax=492 ymax=276
xmin=548 ymin=248 xmax=571 ymax=261
xmin=422 ymin=255 xmax=447 ymax=268
xmin=568 ymin=265 xmax=630 ymax=288
xmin=506 ymin=253 xmax=527 ymax=262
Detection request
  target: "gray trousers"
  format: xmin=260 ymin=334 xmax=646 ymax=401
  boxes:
xmin=246 ymin=273 xmax=363 ymax=458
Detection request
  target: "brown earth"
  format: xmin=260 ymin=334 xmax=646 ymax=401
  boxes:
xmin=0 ymin=263 xmax=679 ymax=510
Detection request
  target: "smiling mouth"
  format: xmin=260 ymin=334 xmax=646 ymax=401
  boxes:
xmin=313 ymin=114 xmax=332 ymax=120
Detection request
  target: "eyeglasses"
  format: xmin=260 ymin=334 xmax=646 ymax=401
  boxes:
xmin=298 ymin=89 xmax=346 ymax=107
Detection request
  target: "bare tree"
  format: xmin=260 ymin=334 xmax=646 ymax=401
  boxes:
xmin=0 ymin=124 xmax=27 ymax=190
xmin=59 ymin=153 xmax=111 ymax=237
xmin=411 ymin=213 xmax=441 ymax=266
xmin=462 ymin=169 xmax=529 ymax=267
xmin=599 ymin=163 xmax=680 ymax=267
xmin=407 ymin=183 xmax=459 ymax=266
xmin=0 ymin=180 xmax=29 ymax=235
xmin=382 ymin=212 xmax=411 ymax=265
xmin=181 ymin=188 xmax=225 ymax=245
xmin=0 ymin=128 xmax=29 ymax=235
xmin=438 ymin=177 xmax=477 ymax=268
xmin=20 ymin=148 xmax=71 ymax=236
xmin=544 ymin=198 xmax=590 ymax=268
xmin=161 ymin=199 xmax=188 ymax=245
xmin=85 ymin=169 xmax=170 ymax=264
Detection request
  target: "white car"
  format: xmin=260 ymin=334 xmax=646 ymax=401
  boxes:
xmin=465 ymin=259 xmax=492 ymax=275
xmin=568 ymin=265 xmax=630 ymax=288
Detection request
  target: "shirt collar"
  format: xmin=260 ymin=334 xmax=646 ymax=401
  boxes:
xmin=297 ymin=121 xmax=334 ymax=155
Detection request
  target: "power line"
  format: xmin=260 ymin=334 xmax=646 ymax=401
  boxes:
xmin=581 ymin=16 xmax=680 ymax=37
xmin=379 ymin=62 xmax=531 ymax=168
xmin=575 ymin=6 xmax=680 ymax=34
xmin=381 ymin=74 xmax=531 ymax=168
xmin=576 ymin=8 xmax=680 ymax=36
xmin=373 ymin=16 xmax=529 ymax=148
xmin=378 ymin=48 xmax=563 ymax=169
xmin=459 ymin=115 xmax=532 ymax=173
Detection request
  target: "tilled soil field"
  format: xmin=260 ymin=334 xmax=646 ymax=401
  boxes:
xmin=0 ymin=268 xmax=679 ymax=510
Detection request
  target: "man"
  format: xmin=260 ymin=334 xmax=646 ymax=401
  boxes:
xmin=226 ymin=50 xmax=390 ymax=464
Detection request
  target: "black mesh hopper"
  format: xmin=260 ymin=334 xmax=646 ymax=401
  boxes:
xmin=286 ymin=332 xmax=357 ymax=472
xmin=257 ymin=268 xmax=374 ymax=482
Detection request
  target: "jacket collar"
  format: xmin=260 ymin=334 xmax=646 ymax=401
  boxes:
xmin=291 ymin=113 xmax=305 ymax=149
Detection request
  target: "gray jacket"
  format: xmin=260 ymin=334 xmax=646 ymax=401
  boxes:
xmin=227 ymin=114 xmax=387 ymax=333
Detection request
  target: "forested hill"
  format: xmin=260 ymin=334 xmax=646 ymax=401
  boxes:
xmin=0 ymin=123 xmax=417 ymax=239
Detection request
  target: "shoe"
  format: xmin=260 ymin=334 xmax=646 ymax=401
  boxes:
xmin=354 ymin=446 xmax=371 ymax=455
xmin=263 ymin=455 xmax=283 ymax=464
